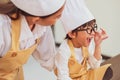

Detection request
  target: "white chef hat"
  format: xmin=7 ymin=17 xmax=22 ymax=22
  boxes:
xmin=10 ymin=0 xmax=65 ymax=16
xmin=60 ymin=0 xmax=95 ymax=34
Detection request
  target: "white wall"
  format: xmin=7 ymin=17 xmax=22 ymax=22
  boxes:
xmin=55 ymin=0 xmax=120 ymax=57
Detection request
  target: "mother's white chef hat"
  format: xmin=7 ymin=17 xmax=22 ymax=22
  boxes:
xmin=10 ymin=0 xmax=65 ymax=16
xmin=60 ymin=0 xmax=95 ymax=34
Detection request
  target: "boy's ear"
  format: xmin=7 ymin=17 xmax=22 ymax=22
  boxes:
xmin=68 ymin=32 xmax=76 ymax=38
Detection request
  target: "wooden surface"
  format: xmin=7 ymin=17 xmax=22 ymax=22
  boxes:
xmin=102 ymin=54 xmax=120 ymax=80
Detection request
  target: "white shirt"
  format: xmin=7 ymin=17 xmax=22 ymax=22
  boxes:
xmin=55 ymin=39 xmax=102 ymax=80
xmin=0 ymin=14 xmax=56 ymax=71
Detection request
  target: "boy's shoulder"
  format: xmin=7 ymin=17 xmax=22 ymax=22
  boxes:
xmin=58 ymin=39 xmax=71 ymax=56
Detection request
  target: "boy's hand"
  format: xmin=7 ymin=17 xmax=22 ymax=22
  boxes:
xmin=94 ymin=28 xmax=108 ymax=46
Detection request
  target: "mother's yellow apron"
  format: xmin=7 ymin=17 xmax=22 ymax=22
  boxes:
xmin=68 ymin=40 xmax=111 ymax=80
xmin=0 ymin=18 xmax=39 ymax=80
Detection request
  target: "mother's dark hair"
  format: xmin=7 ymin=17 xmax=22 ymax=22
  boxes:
xmin=0 ymin=1 xmax=38 ymax=20
xmin=0 ymin=1 xmax=20 ymax=20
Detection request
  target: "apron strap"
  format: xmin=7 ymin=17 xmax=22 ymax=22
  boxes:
xmin=81 ymin=47 xmax=89 ymax=59
xmin=67 ymin=40 xmax=76 ymax=59
xmin=81 ymin=47 xmax=89 ymax=65
xmin=11 ymin=17 xmax=21 ymax=51
xmin=68 ymin=40 xmax=89 ymax=59
xmin=68 ymin=40 xmax=89 ymax=66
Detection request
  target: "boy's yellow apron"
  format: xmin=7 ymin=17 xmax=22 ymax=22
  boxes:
xmin=68 ymin=40 xmax=111 ymax=80
xmin=0 ymin=17 xmax=39 ymax=80
xmin=54 ymin=40 xmax=111 ymax=80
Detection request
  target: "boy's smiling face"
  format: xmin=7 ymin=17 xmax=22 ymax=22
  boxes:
xmin=69 ymin=20 xmax=97 ymax=48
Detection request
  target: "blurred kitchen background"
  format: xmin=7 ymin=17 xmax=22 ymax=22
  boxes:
xmin=23 ymin=0 xmax=120 ymax=80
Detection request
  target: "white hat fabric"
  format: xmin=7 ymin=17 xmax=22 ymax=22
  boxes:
xmin=10 ymin=0 xmax=65 ymax=16
xmin=60 ymin=0 xmax=95 ymax=33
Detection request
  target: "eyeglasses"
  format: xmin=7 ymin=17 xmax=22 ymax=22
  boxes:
xmin=76 ymin=24 xmax=98 ymax=34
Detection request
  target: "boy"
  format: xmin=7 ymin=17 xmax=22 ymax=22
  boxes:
xmin=55 ymin=0 xmax=111 ymax=80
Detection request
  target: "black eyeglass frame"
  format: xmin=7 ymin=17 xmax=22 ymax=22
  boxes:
xmin=76 ymin=24 xmax=98 ymax=34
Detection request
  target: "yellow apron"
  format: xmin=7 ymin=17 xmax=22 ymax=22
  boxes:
xmin=67 ymin=40 xmax=111 ymax=80
xmin=0 ymin=17 xmax=39 ymax=80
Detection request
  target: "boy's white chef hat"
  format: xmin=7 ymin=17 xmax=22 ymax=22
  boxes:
xmin=60 ymin=0 xmax=95 ymax=34
xmin=10 ymin=0 xmax=65 ymax=16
